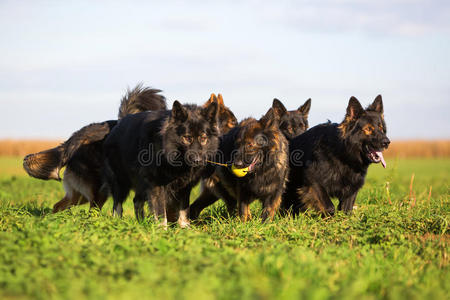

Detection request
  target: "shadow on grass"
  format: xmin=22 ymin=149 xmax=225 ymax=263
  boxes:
xmin=191 ymin=204 xmax=333 ymax=226
xmin=22 ymin=205 xmax=53 ymax=217
xmin=4 ymin=202 xmax=53 ymax=217
xmin=192 ymin=205 xmax=237 ymax=225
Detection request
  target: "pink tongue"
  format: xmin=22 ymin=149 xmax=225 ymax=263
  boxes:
xmin=376 ymin=151 xmax=386 ymax=168
xmin=248 ymin=157 xmax=258 ymax=171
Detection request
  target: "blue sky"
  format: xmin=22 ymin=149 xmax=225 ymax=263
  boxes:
xmin=1 ymin=0 xmax=449 ymax=139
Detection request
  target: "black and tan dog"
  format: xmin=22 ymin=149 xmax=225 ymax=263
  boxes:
xmin=190 ymin=100 xmax=289 ymax=222
xmin=278 ymin=98 xmax=311 ymax=140
xmin=190 ymin=98 xmax=311 ymax=220
xmin=23 ymin=84 xmax=166 ymax=212
xmin=282 ymin=95 xmax=390 ymax=215
xmin=103 ymin=98 xmax=220 ymax=227
xmin=206 ymin=93 xmax=238 ymax=135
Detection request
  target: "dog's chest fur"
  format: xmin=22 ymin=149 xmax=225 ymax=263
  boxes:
xmin=290 ymin=123 xmax=369 ymax=199
xmin=218 ymin=132 xmax=289 ymax=200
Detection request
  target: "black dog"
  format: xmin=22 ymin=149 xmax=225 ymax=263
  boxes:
xmin=144 ymin=93 xmax=237 ymax=216
xmin=190 ymin=100 xmax=289 ymax=222
xmin=190 ymin=98 xmax=310 ymax=220
xmin=23 ymin=84 xmax=166 ymax=212
xmin=103 ymin=99 xmax=220 ymax=227
xmin=282 ymin=95 xmax=390 ymax=215
xmin=278 ymin=98 xmax=311 ymax=139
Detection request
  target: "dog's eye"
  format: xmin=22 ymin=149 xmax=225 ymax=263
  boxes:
xmin=182 ymin=136 xmax=193 ymax=145
xmin=362 ymin=125 xmax=374 ymax=135
xmin=363 ymin=128 xmax=372 ymax=135
xmin=199 ymin=135 xmax=208 ymax=145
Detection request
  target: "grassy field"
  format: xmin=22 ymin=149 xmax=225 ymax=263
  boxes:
xmin=0 ymin=156 xmax=448 ymax=299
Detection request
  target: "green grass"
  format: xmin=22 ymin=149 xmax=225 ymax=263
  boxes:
xmin=0 ymin=157 xmax=448 ymax=300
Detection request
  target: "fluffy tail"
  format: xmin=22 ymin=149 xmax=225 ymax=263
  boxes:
xmin=23 ymin=147 xmax=63 ymax=181
xmin=118 ymin=83 xmax=167 ymax=119
xmin=24 ymin=84 xmax=164 ymax=180
xmin=23 ymin=121 xmax=116 ymax=181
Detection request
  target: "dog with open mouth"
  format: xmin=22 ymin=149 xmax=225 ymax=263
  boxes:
xmin=190 ymin=100 xmax=289 ymax=222
xmin=189 ymin=98 xmax=311 ymax=220
xmin=282 ymin=95 xmax=390 ymax=215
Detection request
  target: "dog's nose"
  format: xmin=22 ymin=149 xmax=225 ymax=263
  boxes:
xmin=192 ymin=156 xmax=202 ymax=163
xmin=187 ymin=153 xmax=203 ymax=165
xmin=381 ymin=137 xmax=390 ymax=148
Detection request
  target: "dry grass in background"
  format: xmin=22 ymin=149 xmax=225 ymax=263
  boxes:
xmin=383 ymin=140 xmax=450 ymax=158
xmin=0 ymin=139 xmax=449 ymax=158
xmin=0 ymin=139 xmax=61 ymax=157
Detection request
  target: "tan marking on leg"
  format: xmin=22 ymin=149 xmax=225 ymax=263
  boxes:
xmin=239 ymin=201 xmax=250 ymax=221
xmin=53 ymin=190 xmax=82 ymax=212
xmin=261 ymin=195 xmax=282 ymax=222
xmin=297 ymin=186 xmax=326 ymax=212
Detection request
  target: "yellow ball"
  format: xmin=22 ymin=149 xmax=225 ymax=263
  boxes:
xmin=231 ymin=164 xmax=249 ymax=177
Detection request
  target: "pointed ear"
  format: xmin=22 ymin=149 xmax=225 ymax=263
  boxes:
xmin=171 ymin=101 xmax=188 ymax=123
xmin=346 ymin=96 xmax=365 ymax=121
xmin=367 ymin=95 xmax=383 ymax=113
xmin=272 ymin=98 xmax=287 ymax=118
xmin=260 ymin=107 xmax=278 ymax=129
xmin=298 ymin=98 xmax=311 ymax=117
xmin=201 ymin=100 xmax=219 ymax=123
xmin=217 ymin=93 xmax=224 ymax=106
xmin=203 ymin=93 xmax=217 ymax=107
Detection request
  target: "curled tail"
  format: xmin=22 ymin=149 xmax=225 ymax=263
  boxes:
xmin=23 ymin=121 xmax=116 ymax=181
xmin=118 ymin=83 xmax=167 ymax=119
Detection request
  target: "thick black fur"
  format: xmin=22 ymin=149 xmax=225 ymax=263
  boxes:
xmin=23 ymin=85 xmax=166 ymax=212
xmin=149 ymin=93 xmax=238 ymax=215
xmin=103 ymin=101 xmax=220 ymax=227
xmin=282 ymin=95 xmax=390 ymax=215
xmin=118 ymin=83 xmax=166 ymax=118
xmin=190 ymin=100 xmax=289 ymax=222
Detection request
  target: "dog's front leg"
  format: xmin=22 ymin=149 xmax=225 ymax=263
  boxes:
xmin=189 ymin=187 xmax=219 ymax=220
xmin=150 ymin=186 xmax=164 ymax=219
xmin=237 ymin=189 xmax=251 ymax=221
xmin=176 ymin=187 xmax=191 ymax=228
xmin=149 ymin=186 xmax=168 ymax=227
xmin=135 ymin=180 xmax=156 ymax=221
xmin=164 ymin=186 xmax=190 ymax=228
xmin=133 ymin=191 xmax=146 ymax=221
xmin=338 ymin=191 xmax=358 ymax=214
xmin=260 ymin=191 xmax=282 ymax=222
xmin=300 ymin=184 xmax=335 ymax=216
